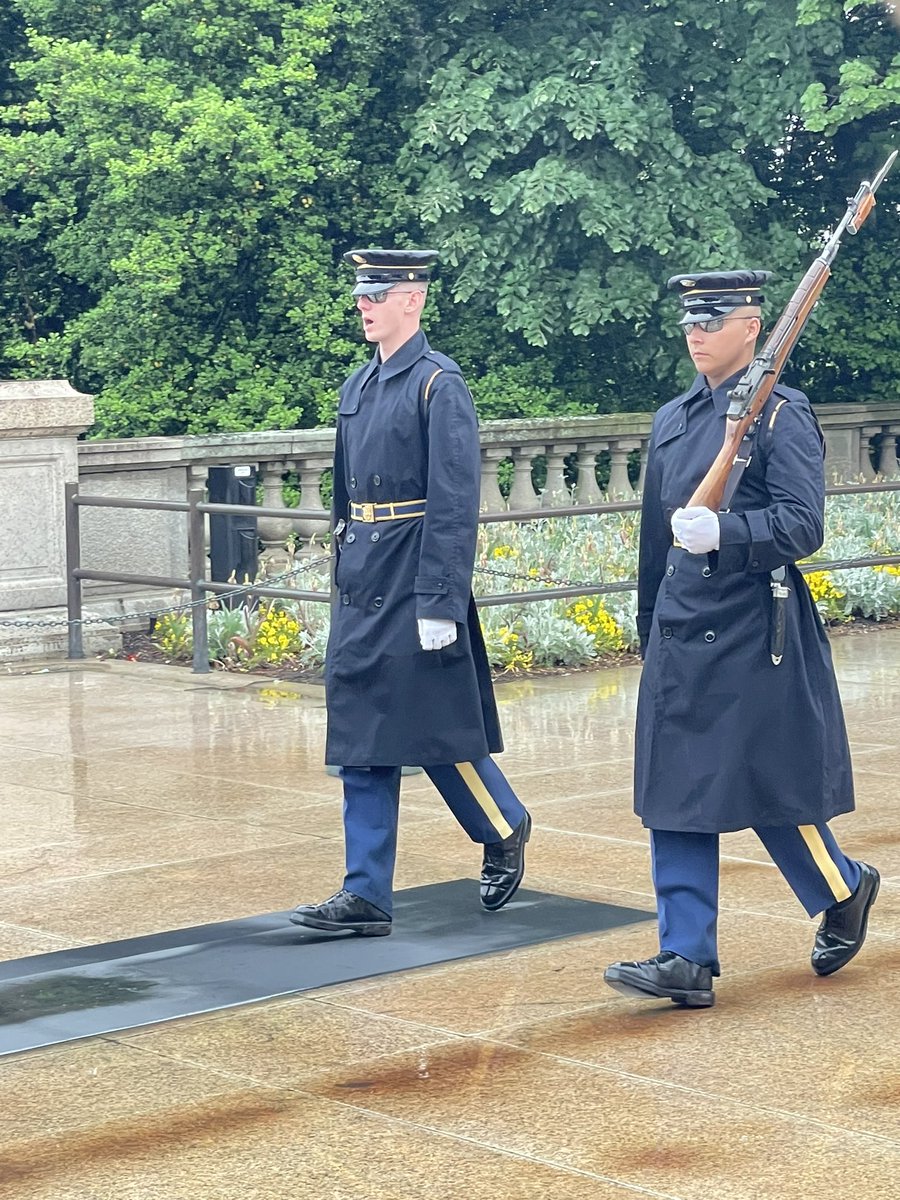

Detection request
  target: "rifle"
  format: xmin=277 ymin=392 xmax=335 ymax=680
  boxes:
xmin=687 ymin=149 xmax=897 ymax=513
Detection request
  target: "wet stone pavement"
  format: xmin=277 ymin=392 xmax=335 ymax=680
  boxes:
xmin=0 ymin=630 xmax=898 ymax=1199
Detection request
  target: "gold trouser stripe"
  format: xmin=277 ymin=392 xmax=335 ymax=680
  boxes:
xmin=799 ymin=825 xmax=852 ymax=903
xmin=455 ymin=762 xmax=514 ymax=840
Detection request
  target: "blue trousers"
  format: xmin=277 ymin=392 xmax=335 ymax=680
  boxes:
xmin=651 ymin=825 xmax=862 ymax=975
xmin=342 ymin=758 xmax=528 ymax=915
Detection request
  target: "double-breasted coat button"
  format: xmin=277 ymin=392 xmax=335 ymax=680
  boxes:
xmin=350 ymin=476 xmax=357 ymax=488
xmin=702 ymin=566 xmax=712 ymax=577
xmin=373 ymin=596 xmax=383 ymax=608
xmin=373 ymin=474 xmax=382 ymax=486
xmin=662 ymin=627 xmax=673 ymax=639
xmin=370 ymin=531 xmax=380 ymax=542
xmin=704 ymin=630 xmax=716 ymax=642
xmin=342 ymin=595 xmax=351 ymax=605
xmin=346 ymin=532 xmax=356 ymax=544
xmin=666 ymin=565 xmax=675 ymax=576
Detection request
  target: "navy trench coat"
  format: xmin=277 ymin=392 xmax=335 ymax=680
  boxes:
xmin=324 ymin=330 xmax=502 ymax=768
xmin=634 ymin=373 xmax=855 ymax=833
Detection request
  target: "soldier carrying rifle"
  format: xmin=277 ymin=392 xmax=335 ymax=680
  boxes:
xmin=604 ymin=153 xmax=895 ymax=1006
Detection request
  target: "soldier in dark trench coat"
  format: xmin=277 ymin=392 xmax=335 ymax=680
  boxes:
xmin=604 ymin=270 xmax=880 ymax=1008
xmin=290 ymin=249 xmax=531 ymax=937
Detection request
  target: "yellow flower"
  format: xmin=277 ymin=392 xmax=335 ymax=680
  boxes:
xmin=805 ymin=571 xmax=844 ymax=602
xmin=565 ymin=598 xmax=625 ymax=652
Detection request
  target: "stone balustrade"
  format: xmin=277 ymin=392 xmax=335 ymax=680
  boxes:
xmin=67 ymin=403 xmax=900 ymax=615
xmin=2 ymin=381 xmax=900 ymax=654
xmin=76 ymin=402 xmax=900 ymax=535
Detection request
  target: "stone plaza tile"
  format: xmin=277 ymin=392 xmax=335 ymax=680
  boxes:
xmin=303 ymin=1035 xmax=900 ymax=1200
xmin=0 ymin=1037 xmax=636 ymax=1200
xmin=501 ymin=939 xmax=900 ymax=1140
xmin=118 ymin=995 xmax=464 ymax=1086
xmin=1 ymin=632 xmax=899 ymax=1200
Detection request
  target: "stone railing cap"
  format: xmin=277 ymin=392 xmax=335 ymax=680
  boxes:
xmin=0 ymin=378 xmax=94 ymax=436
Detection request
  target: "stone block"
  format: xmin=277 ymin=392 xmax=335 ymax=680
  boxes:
xmin=77 ymin=467 xmax=190 ymax=596
xmin=0 ymin=606 xmax=120 ymax=663
xmin=0 ymin=378 xmax=93 ymax=612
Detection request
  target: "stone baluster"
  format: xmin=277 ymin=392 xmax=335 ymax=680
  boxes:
xmin=859 ymin=426 xmax=881 ymax=482
xmin=636 ymin=439 xmax=650 ymax=494
xmin=573 ymin=441 xmax=606 ymax=505
xmin=608 ymin=439 xmax=638 ymax=496
xmin=256 ymin=459 xmax=295 ymax=573
xmin=541 ymin=442 xmax=577 ymax=507
xmin=479 ymin=447 xmax=509 ymax=512
xmin=507 ymin=447 xmax=540 ymax=512
xmin=875 ymin=426 xmax=900 ymax=479
xmin=293 ymin=453 xmax=332 ymax=544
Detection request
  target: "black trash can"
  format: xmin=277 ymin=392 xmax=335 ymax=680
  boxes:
xmin=208 ymin=465 xmax=259 ymax=606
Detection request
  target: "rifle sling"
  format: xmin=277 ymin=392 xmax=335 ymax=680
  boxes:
xmin=719 ymin=420 xmax=760 ymax=513
xmin=718 ymin=416 xmax=791 ymax=667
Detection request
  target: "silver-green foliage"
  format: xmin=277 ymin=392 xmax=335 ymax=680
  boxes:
xmin=166 ymin=490 xmax=900 ymax=670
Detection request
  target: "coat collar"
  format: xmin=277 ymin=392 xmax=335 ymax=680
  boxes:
xmin=672 ymin=368 xmax=750 ymax=417
xmin=708 ymin=367 xmax=749 ymax=416
xmin=356 ymin=354 xmax=380 ymax=390
xmin=376 ymin=329 xmax=430 ymax=381
xmin=666 ymin=373 xmax=707 ymax=417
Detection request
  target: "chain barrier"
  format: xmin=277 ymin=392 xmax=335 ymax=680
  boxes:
xmin=474 ymin=563 xmax=605 ymax=591
xmin=4 ymin=550 xmax=898 ymax=633
xmin=474 ymin=552 xmax=900 ymax=595
xmin=0 ymin=555 xmax=332 ymax=632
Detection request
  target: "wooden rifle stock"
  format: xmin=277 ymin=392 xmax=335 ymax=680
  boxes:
xmin=686 ymin=149 xmax=897 ymax=513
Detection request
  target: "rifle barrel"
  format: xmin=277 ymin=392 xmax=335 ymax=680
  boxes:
xmin=684 ymin=149 xmax=896 ymax=512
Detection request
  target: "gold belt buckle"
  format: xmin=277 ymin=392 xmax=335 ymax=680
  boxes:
xmin=359 ymin=502 xmax=375 ymax=523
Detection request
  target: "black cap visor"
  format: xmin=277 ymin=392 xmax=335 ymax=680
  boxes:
xmin=351 ymin=280 xmax=396 ymax=298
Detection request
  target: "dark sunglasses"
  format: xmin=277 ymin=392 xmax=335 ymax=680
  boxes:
xmin=362 ymin=287 xmax=421 ymax=305
xmin=682 ymin=316 xmax=752 ymax=335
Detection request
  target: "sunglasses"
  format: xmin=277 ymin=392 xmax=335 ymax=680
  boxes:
xmin=364 ymin=287 xmax=421 ymax=305
xmin=682 ymin=316 xmax=753 ymax=334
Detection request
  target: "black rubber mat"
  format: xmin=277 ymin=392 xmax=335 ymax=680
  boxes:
xmin=0 ymin=880 xmax=653 ymax=1056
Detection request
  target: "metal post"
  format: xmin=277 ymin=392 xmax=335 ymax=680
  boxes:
xmin=65 ymin=483 xmax=84 ymax=660
xmin=188 ymin=484 xmax=211 ymax=674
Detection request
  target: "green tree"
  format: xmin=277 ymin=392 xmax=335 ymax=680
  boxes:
xmin=400 ymin=0 xmax=900 ymax=401
xmin=0 ymin=0 xmax=412 ymax=435
xmin=2 ymin=0 xmax=899 ymax=435
xmin=785 ymin=0 xmax=900 ymax=400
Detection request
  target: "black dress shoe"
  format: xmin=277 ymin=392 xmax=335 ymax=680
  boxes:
xmin=812 ymin=861 xmax=880 ymax=977
xmin=603 ymin=951 xmax=715 ymax=1007
xmin=289 ymin=889 xmax=392 ymax=936
xmin=480 ymin=811 xmax=532 ymax=911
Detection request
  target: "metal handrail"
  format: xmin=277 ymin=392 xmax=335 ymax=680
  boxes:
xmin=65 ymin=479 xmax=900 ymax=673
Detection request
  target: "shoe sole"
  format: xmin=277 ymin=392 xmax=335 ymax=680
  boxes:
xmin=812 ymin=868 xmax=880 ymax=977
xmin=480 ymin=812 xmax=532 ymax=912
xmin=288 ymin=912 xmax=392 ymax=937
xmin=603 ymin=968 xmax=715 ymax=1008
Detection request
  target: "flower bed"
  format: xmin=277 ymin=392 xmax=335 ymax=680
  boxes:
xmin=150 ymin=490 xmax=900 ymax=672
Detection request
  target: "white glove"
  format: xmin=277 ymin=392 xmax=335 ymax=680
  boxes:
xmin=671 ymin=506 xmax=720 ymax=554
xmin=418 ymin=618 xmax=458 ymax=651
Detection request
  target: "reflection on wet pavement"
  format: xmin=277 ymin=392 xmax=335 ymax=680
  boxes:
xmin=0 ymin=633 xmax=898 ymax=1199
